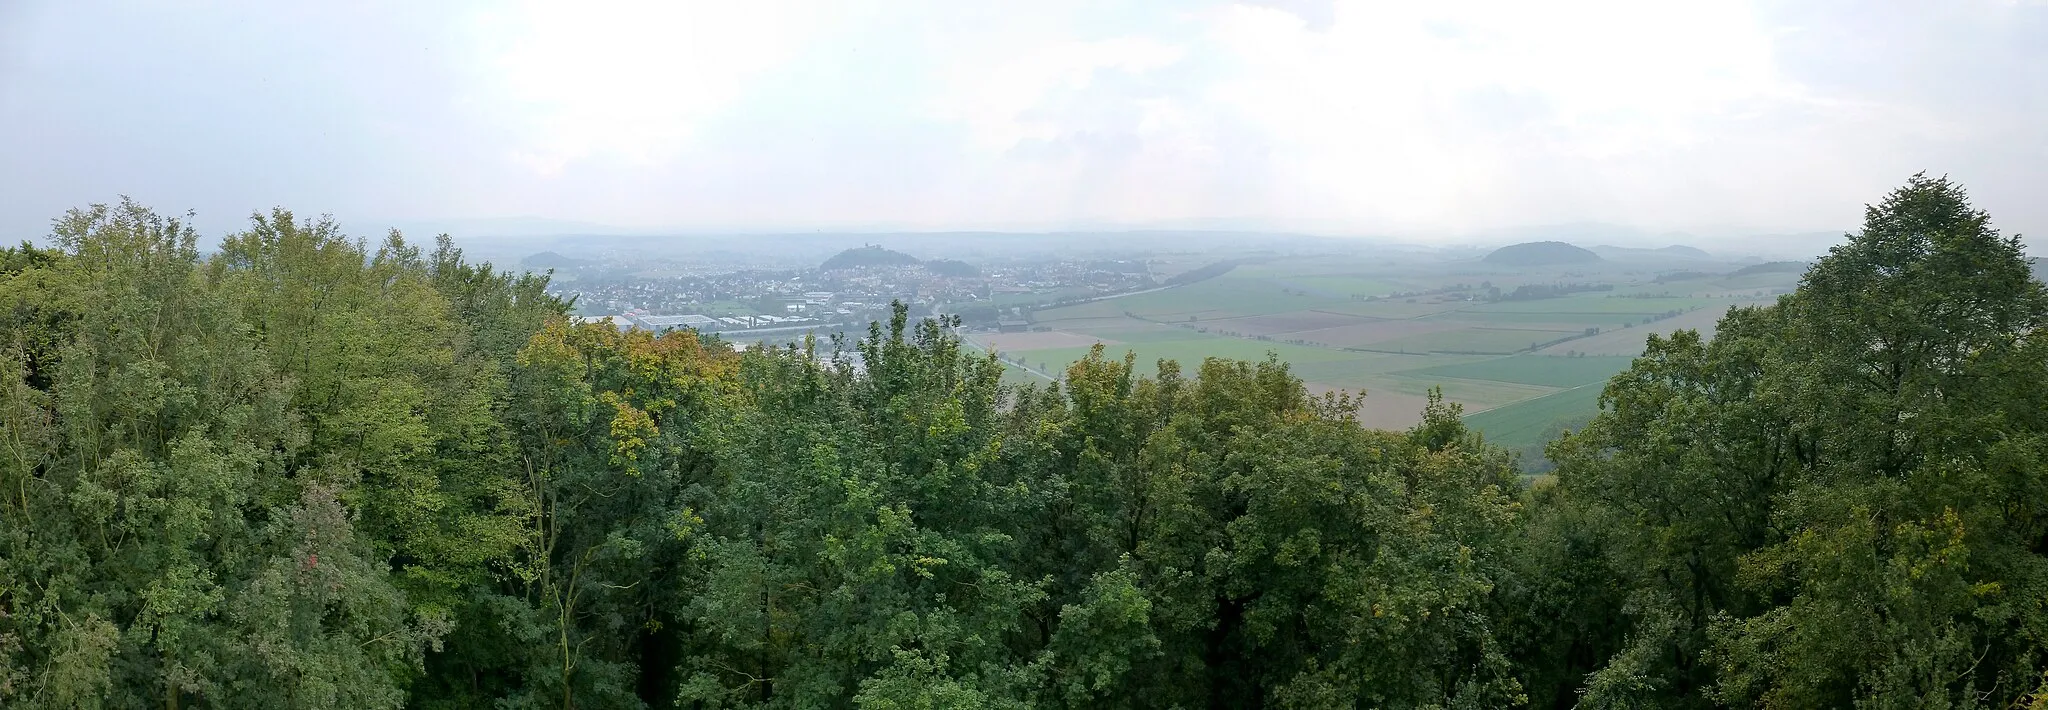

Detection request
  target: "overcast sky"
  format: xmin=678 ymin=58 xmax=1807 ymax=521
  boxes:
xmin=3 ymin=0 xmax=2044 ymax=244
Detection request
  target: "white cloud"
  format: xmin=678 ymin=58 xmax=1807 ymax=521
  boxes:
xmin=4 ymin=0 xmax=2039 ymax=240
xmin=904 ymin=0 xmax=2021 ymax=235
xmin=1193 ymin=0 xmax=1821 ymax=230
xmin=467 ymin=0 xmax=816 ymax=175
xmin=931 ymin=37 xmax=1187 ymax=153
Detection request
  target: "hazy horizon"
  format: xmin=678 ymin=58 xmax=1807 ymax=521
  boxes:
xmin=4 ymin=1 xmax=2044 ymax=247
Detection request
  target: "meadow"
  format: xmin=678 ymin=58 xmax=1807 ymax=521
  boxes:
xmin=1461 ymin=384 xmax=1607 ymax=452
xmin=976 ymin=252 xmax=1798 ymax=468
xmin=1406 ymin=354 xmax=1639 ymax=388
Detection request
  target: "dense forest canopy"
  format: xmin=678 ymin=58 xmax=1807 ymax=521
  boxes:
xmin=1588 ymin=244 xmax=1711 ymax=261
xmin=2 ymin=175 xmax=2046 ymax=708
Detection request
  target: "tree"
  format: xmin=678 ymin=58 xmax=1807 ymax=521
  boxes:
xmin=1538 ymin=174 xmax=2048 ymax=708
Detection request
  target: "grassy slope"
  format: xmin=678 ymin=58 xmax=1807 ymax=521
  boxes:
xmin=1463 ymin=384 xmax=1606 ymax=451
xmin=1014 ymin=262 xmax=1751 ymax=448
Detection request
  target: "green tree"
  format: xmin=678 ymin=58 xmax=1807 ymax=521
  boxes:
xmin=1538 ymin=174 xmax=2048 ymax=708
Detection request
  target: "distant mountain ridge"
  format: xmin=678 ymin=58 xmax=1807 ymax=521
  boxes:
xmin=1590 ymin=244 xmax=1712 ymax=260
xmin=1482 ymin=241 xmax=1603 ymax=266
xmin=521 ymin=251 xmax=592 ymax=270
xmin=1728 ymin=260 xmax=1810 ymax=277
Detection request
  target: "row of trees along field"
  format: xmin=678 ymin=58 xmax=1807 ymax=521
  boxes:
xmin=2 ymin=174 xmax=2045 ymax=708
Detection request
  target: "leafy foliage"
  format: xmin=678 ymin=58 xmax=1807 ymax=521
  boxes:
xmin=1532 ymin=173 xmax=2048 ymax=708
xmin=5 ymin=174 xmax=2045 ymax=707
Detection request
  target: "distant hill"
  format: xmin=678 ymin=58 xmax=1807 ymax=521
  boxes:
xmin=521 ymin=251 xmax=592 ymax=270
xmin=1483 ymin=241 xmax=1602 ymax=266
xmin=820 ymin=245 xmax=919 ymax=271
xmin=1590 ymin=244 xmax=1712 ymax=260
xmin=1728 ymin=260 xmax=1809 ymax=277
xmin=924 ymin=259 xmax=979 ymax=277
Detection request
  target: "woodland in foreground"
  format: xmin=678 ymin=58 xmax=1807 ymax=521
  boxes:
xmin=2 ymin=175 xmax=2045 ymax=708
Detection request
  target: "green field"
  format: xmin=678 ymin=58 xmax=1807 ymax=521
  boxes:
xmin=996 ymin=358 xmax=1056 ymax=387
xmin=1534 ymin=303 xmax=1759 ymax=356
xmin=1276 ymin=276 xmax=1410 ymax=298
xmin=1021 ymin=335 xmax=1370 ymax=374
xmin=1004 ymin=252 xmax=1774 ymax=468
xmin=1713 ymin=272 xmax=1804 ymax=290
xmin=1064 ymin=321 xmax=1210 ymax=343
xmin=1369 ymin=328 xmax=1578 ymax=355
xmin=1380 ymin=375 xmax=1558 ymax=411
xmin=1288 ymin=354 xmax=1489 ymax=387
xmin=1462 ymin=384 xmax=1607 ymax=451
xmin=1459 ymin=296 xmax=1726 ymax=314
xmin=1434 ymin=311 xmax=1660 ymax=326
xmin=1402 ymin=354 xmax=1635 ymax=388
xmin=1314 ymin=299 xmax=1474 ymax=319
xmin=1036 ymin=277 xmax=1352 ymax=322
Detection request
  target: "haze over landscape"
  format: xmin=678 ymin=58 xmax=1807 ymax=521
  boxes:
xmin=6 ymin=2 xmax=2048 ymax=709
xmin=3 ymin=0 xmax=2045 ymax=250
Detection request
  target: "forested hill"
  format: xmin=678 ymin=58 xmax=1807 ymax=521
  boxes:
xmin=1728 ymin=259 xmax=1810 ymax=276
xmin=819 ymin=244 xmax=918 ymax=270
xmin=1481 ymin=240 xmax=1602 ymax=265
xmin=4 ymin=175 xmax=2047 ymax=708
xmin=522 ymin=250 xmax=592 ymax=270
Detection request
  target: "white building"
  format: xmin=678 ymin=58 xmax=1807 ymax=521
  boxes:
xmin=634 ymin=314 xmax=718 ymax=332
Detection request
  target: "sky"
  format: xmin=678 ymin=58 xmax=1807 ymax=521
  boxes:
xmin=2 ymin=0 xmax=2044 ymax=246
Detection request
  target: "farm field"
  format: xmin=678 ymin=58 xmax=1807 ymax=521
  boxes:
xmin=1283 ymin=319 xmax=1467 ymax=348
xmin=1457 ymin=296 xmax=1728 ymax=315
xmin=1199 ymin=310 xmax=1372 ymax=336
xmin=1313 ymin=299 xmax=1474 ymax=319
xmin=1439 ymin=311 xmax=1674 ymax=327
xmin=1303 ymin=383 xmax=1434 ymax=431
xmin=1403 ymin=354 xmax=1636 ymax=389
xmin=1376 ymin=375 xmax=1559 ymax=411
xmin=975 ymin=331 xmax=1117 ymax=351
xmin=1063 ymin=320 xmax=1207 ymax=343
xmin=995 ymin=358 xmax=1055 ymax=387
xmin=1017 ymin=334 xmax=1371 ymax=372
xmin=1462 ymin=384 xmax=1606 ymax=453
xmin=1035 ymin=276 xmax=1350 ymax=322
xmin=1369 ymin=327 xmax=1583 ymax=355
xmin=1536 ymin=301 xmax=1759 ymax=356
xmin=1275 ymin=276 xmax=1411 ymax=298
xmin=979 ymin=251 xmax=1781 ymax=468
xmin=1287 ymin=354 xmax=1490 ymax=388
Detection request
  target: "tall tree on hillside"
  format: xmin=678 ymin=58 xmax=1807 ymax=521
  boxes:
xmin=1707 ymin=174 xmax=2048 ymax=707
xmin=1540 ymin=174 xmax=2048 ymax=708
xmin=0 ymin=203 xmax=437 ymax=708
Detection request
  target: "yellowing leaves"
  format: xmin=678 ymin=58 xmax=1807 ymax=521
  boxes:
xmin=600 ymin=390 xmax=657 ymax=476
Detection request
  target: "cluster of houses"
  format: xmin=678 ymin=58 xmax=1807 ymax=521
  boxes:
xmin=572 ymin=312 xmax=824 ymax=334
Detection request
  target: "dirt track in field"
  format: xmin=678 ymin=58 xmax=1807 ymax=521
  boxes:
xmin=1303 ymin=382 xmax=1433 ymax=431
